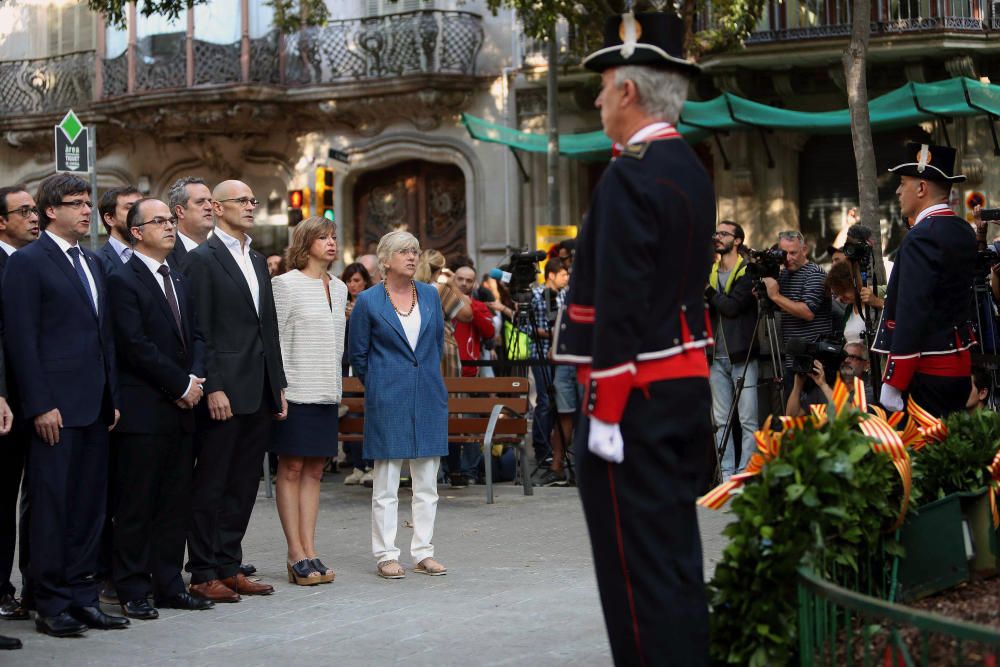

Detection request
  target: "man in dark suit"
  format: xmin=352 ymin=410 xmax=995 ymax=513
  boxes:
xmin=107 ymin=197 xmax=215 ymax=620
xmin=2 ymin=173 xmax=128 ymax=637
xmin=0 ymin=336 xmax=21 ymax=650
xmin=166 ymin=177 xmax=214 ymax=269
xmin=182 ymin=179 xmax=287 ymax=602
xmin=0 ymin=184 xmax=40 ymax=624
xmin=97 ymin=185 xmax=142 ymax=269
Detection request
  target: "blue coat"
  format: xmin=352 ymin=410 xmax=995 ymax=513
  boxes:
xmin=348 ymin=281 xmax=448 ymax=460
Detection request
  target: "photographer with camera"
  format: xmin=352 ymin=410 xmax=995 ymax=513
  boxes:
xmin=759 ymin=231 xmax=833 ymax=379
xmin=705 ymin=221 xmax=758 ymax=479
xmin=785 ymin=341 xmax=873 ymax=417
xmin=873 ymin=143 xmax=976 ymax=417
xmin=524 ymin=258 xmax=570 ymax=486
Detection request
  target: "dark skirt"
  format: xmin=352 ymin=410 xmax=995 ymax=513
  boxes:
xmin=270 ymin=402 xmax=339 ymax=457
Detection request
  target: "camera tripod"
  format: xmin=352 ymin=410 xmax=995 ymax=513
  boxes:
xmin=504 ymin=294 xmax=574 ymax=486
xmin=847 ymin=249 xmax=882 ymax=396
xmin=713 ymin=292 xmax=785 ymax=485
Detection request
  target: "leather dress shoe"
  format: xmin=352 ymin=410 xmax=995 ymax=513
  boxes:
xmin=69 ymin=606 xmax=130 ymax=630
xmin=0 ymin=594 xmax=28 ymax=621
xmin=189 ymin=580 xmax=240 ymax=603
xmin=238 ymin=563 xmax=257 ymax=576
xmin=121 ymin=599 xmax=159 ymax=620
xmin=0 ymin=634 xmax=21 ymax=650
xmin=35 ymin=611 xmax=88 ymax=637
xmin=156 ymin=592 xmax=214 ymax=611
xmin=221 ymin=573 xmax=274 ymax=596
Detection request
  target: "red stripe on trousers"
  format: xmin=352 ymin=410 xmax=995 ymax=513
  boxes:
xmin=606 ymin=461 xmax=646 ymax=667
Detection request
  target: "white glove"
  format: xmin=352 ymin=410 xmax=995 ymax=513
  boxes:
xmin=588 ymin=416 xmax=624 ymax=463
xmin=879 ymin=384 xmax=905 ymax=412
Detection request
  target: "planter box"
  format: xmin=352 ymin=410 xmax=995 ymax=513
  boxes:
xmin=962 ymin=489 xmax=1000 ymax=575
xmin=895 ymin=493 xmax=970 ymax=602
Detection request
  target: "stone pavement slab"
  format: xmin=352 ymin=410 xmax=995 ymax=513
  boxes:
xmin=2 ymin=478 xmax=730 ymax=666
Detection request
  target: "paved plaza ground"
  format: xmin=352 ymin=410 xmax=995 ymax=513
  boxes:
xmin=2 ymin=475 xmax=730 ymax=666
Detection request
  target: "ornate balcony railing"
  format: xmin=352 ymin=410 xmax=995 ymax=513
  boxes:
xmin=99 ymin=10 xmax=482 ymax=98
xmin=0 ymin=52 xmax=94 ymax=116
xmin=733 ymin=0 xmax=993 ymax=44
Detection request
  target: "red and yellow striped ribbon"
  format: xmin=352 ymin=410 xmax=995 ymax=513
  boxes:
xmin=907 ymin=395 xmax=949 ymax=446
xmin=852 ymin=376 xmax=868 ymax=413
xmin=988 ymin=450 xmax=1000 ymax=529
xmin=858 ymin=412 xmax=912 ymax=530
xmin=698 ymin=417 xmax=780 ymax=510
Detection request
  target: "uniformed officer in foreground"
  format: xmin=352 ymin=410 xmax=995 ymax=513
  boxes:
xmin=873 ymin=143 xmax=976 ymax=417
xmin=553 ymin=11 xmax=715 ymax=666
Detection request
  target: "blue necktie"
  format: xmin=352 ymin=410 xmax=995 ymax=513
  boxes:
xmin=67 ymin=247 xmax=97 ymax=314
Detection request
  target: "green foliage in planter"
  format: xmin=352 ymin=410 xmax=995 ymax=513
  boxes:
xmin=707 ymin=412 xmax=901 ymax=666
xmin=910 ymin=409 xmax=1000 ymax=505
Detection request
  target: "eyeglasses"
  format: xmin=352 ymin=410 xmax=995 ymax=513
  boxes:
xmin=1 ymin=205 xmax=39 ymax=218
xmin=844 ymin=354 xmax=867 ymax=363
xmin=56 ymin=200 xmax=92 ymax=210
xmin=395 ymin=248 xmax=419 ymax=257
xmin=713 ymin=231 xmax=735 ymax=238
xmin=135 ymin=216 xmax=178 ymax=228
xmin=217 ymin=197 xmax=258 ymax=208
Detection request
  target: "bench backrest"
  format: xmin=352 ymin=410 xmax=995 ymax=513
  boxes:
xmin=340 ymin=376 xmax=529 ymax=439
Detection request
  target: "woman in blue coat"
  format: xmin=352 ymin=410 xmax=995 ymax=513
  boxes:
xmin=348 ymin=230 xmax=448 ymax=579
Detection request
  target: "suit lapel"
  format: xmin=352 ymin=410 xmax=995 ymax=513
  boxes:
xmin=208 ymin=235 xmax=257 ymax=316
xmin=130 ymin=258 xmax=184 ymax=344
xmin=250 ymin=250 xmax=268 ymax=312
xmin=40 ymin=234 xmax=98 ymax=321
xmin=378 ymin=286 xmax=415 ymax=358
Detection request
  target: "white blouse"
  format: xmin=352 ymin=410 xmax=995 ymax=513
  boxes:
xmin=397 ymin=305 xmax=421 ymax=352
xmin=272 ymin=269 xmax=348 ymax=404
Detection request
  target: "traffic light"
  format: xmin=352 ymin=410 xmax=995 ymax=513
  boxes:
xmin=288 ymin=189 xmax=304 ymax=226
xmin=316 ymin=166 xmax=334 ymax=221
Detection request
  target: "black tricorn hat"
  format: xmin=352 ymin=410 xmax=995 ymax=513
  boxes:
xmin=888 ymin=142 xmax=966 ymax=183
xmin=582 ymin=12 xmax=699 ymax=76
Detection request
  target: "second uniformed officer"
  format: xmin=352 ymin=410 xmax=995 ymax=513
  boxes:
xmin=873 ymin=142 xmax=977 ymax=417
xmin=553 ymin=11 xmax=715 ymax=666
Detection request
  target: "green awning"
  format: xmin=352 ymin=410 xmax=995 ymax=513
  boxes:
xmin=462 ymin=77 xmax=1000 ymax=160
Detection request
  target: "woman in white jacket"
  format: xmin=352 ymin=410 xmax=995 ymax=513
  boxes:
xmin=270 ymin=217 xmax=348 ymax=586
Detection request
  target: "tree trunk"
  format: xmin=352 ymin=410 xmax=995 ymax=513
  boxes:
xmin=547 ymin=22 xmax=561 ymax=230
xmin=842 ymin=0 xmax=886 ymax=285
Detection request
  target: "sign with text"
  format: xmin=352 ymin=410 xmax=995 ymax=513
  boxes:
xmin=54 ymin=110 xmax=89 ymax=173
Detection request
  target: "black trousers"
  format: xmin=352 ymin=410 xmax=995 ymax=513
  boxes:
xmin=576 ymin=378 xmax=711 ymax=667
xmin=186 ymin=401 xmax=272 ymax=584
xmin=907 ymin=373 xmax=971 ymax=419
xmin=112 ymin=432 xmax=193 ymax=602
xmin=0 ymin=423 xmax=29 ymax=599
xmin=29 ymin=421 xmax=109 ymax=617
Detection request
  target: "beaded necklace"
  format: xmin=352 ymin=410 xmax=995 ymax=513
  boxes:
xmin=384 ymin=279 xmax=417 ymax=317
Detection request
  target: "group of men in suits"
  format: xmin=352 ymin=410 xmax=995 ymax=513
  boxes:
xmin=0 ymin=174 xmax=286 ymax=647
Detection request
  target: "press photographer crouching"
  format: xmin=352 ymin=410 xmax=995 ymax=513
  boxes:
xmin=706 ymin=221 xmax=759 ymax=479
xmin=784 ymin=340 xmax=873 ymax=417
xmin=758 ymin=230 xmax=833 ymax=398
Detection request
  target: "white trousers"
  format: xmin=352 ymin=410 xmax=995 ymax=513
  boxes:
xmin=371 ymin=457 xmax=440 ymax=563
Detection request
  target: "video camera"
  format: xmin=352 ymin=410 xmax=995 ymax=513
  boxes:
xmin=745 ymin=247 xmax=787 ymax=282
xmin=490 ymin=249 xmax=548 ymax=299
xmin=785 ymin=336 xmax=846 ymax=376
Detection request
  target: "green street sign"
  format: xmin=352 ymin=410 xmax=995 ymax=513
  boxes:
xmin=54 ymin=109 xmax=89 ymax=173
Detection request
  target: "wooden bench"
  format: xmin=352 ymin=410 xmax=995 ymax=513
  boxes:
xmin=339 ymin=376 xmax=533 ymax=503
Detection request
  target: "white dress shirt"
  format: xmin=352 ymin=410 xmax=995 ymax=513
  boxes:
xmin=213 ymin=226 xmax=260 ymax=314
xmin=132 ymin=249 xmax=196 ymax=400
xmin=0 ymin=240 xmax=17 ymax=256
xmin=45 ymin=230 xmax=98 ymax=315
xmin=177 ymin=232 xmax=199 ymax=252
xmin=109 ymin=234 xmax=132 ymax=263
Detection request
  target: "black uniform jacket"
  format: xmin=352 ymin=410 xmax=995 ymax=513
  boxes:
xmin=872 ymin=205 xmax=976 ymax=390
xmin=552 ymin=125 xmax=716 ymax=423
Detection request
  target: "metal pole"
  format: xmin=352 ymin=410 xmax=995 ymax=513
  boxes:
xmin=89 ymin=124 xmax=98 ymax=251
xmin=546 ymin=22 xmax=560 ymax=232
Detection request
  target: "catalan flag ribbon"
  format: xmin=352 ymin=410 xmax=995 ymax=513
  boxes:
xmin=988 ymin=451 xmax=1000 ymax=529
xmin=907 ymin=395 xmax=949 ymax=447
